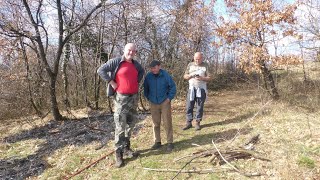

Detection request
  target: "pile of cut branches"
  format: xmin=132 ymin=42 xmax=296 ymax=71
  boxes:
xmin=143 ymin=134 xmax=270 ymax=179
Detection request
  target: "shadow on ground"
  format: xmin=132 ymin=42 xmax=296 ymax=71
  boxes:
xmin=137 ymin=111 xmax=254 ymax=159
xmin=0 ymin=113 xmax=147 ymax=179
xmin=139 ymin=128 xmax=253 ymax=159
xmin=201 ymin=112 xmax=255 ymax=128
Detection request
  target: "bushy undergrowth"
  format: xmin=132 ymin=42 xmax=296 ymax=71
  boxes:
xmin=276 ymin=62 xmax=320 ymax=111
xmin=2 ymin=62 xmax=319 ymax=121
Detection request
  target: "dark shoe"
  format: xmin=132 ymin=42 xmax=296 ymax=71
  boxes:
xmin=167 ymin=143 xmax=174 ymax=152
xmin=124 ymin=148 xmax=140 ymax=158
xmin=114 ymin=149 xmax=124 ymax=168
xmin=195 ymin=121 xmax=201 ymax=131
xmin=182 ymin=121 xmax=192 ymax=130
xmin=151 ymin=142 xmax=162 ymax=150
xmin=123 ymin=139 xmax=140 ymax=158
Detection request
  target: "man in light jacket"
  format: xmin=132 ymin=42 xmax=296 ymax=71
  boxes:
xmin=183 ymin=52 xmax=211 ymax=131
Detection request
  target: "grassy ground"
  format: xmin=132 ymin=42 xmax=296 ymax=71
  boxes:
xmin=1 ymin=63 xmax=320 ymax=179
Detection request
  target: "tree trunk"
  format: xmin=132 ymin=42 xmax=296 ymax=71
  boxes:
xmin=62 ymin=39 xmax=71 ymax=109
xmin=93 ymin=7 xmax=106 ymax=110
xmin=20 ymin=39 xmax=43 ymax=117
xmin=94 ymin=64 xmax=101 ymax=109
xmin=49 ymin=75 xmax=63 ymax=120
xmin=300 ymin=44 xmax=307 ymax=82
xmin=78 ymin=33 xmax=89 ymax=106
xmin=261 ymin=63 xmax=279 ymax=100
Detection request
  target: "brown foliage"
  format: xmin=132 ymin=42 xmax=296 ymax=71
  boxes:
xmin=215 ymin=0 xmax=299 ymax=73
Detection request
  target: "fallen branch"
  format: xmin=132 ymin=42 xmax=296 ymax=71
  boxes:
xmin=215 ymin=149 xmax=270 ymax=164
xmin=174 ymin=144 xmax=208 ymax=162
xmin=173 ymin=154 xmax=194 ymax=162
xmin=85 ymin=124 xmax=108 ymax=133
xmin=143 ymin=167 xmax=231 ymax=174
xmin=212 ymin=140 xmax=240 ymax=173
xmin=212 ymin=140 xmax=261 ymax=177
xmin=170 ymin=134 xmax=268 ymax=179
xmin=64 ymin=150 xmax=115 ymax=179
xmin=245 ymin=134 xmax=260 ymax=146
xmin=171 ymin=153 xmax=204 ymax=180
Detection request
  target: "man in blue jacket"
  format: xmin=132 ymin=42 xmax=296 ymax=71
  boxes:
xmin=143 ymin=60 xmax=176 ymax=152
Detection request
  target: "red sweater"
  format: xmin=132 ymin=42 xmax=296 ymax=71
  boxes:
xmin=115 ymin=61 xmax=138 ymax=94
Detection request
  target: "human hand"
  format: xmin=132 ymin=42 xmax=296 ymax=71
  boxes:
xmin=189 ymin=74 xmax=198 ymax=79
xmin=194 ymin=75 xmax=202 ymax=80
xmin=110 ymin=80 xmax=118 ymax=89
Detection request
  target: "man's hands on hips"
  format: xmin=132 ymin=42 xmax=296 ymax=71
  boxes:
xmin=110 ymin=80 xmax=118 ymax=89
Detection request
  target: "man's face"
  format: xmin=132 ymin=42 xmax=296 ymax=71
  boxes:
xmin=150 ymin=65 xmax=161 ymax=74
xmin=194 ymin=53 xmax=203 ymax=65
xmin=124 ymin=44 xmax=137 ymax=60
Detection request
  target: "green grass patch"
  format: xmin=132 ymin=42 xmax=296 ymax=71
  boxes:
xmin=0 ymin=139 xmax=45 ymax=159
xmin=297 ymin=155 xmax=315 ymax=169
xmin=141 ymin=158 xmax=162 ymax=168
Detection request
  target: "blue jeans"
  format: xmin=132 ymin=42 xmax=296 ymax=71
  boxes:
xmin=186 ymin=88 xmax=206 ymax=122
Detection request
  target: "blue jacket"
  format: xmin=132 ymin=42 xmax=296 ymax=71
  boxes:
xmin=143 ymin=69 xmax=176 ymax=104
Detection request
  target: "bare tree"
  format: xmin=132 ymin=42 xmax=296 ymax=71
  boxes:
xmin=0 ymin=0 xmax=110 ymax=120
xmin=297 ymin=0 xmax=320 ymax=61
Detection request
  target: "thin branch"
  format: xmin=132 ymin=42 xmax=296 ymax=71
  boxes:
xmin=173 ymin=143 xmax=211 ymax=162
xmin=85 ymin=124 xmax=108 ymax=133
xmin=143 ymin=167 xmax=231 ymax=174
xmin=63 ymin=2 xmax=119 ymax=44
xmin=171 ymin=153 xmax=204 ymax=180
xmin=173 ymin=154 xmax=194 ymax=162
xmin=64 ymin=150 xmax=115 ymax=179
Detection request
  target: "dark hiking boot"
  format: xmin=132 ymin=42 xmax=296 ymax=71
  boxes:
xmin=124 ymin=147 xmax=140 ymax=158
xmin=182 ymin=121 xmax=192 ymax=130
xmin=151 ymin=142 xmax=162 ymax=150
xmin=167 ymin=143 xmax=174 ymax=152
xmin=114 ymin=149 xmax=124 ymax=168
xmin=195 ymin=121 xmax=201 ymax=131
xmin=123 ymin=139 xmax=140 ymax=158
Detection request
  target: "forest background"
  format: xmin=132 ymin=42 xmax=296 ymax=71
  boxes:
xmin=0 ymin=0 xmax=319 ymax=120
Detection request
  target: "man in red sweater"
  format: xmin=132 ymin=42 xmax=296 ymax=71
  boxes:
xmin=97 ymin=43 xmax=145 ymax=167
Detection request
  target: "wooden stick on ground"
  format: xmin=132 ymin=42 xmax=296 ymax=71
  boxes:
xmin=174 ymin=144 xmax=208 ymax=162
xmin=143 ymin=167 xmax=231 ymax=174
xmin=64 ymin=150 xmax=115 ymax=180
xmin=171 ymin=153 xmax=204 ymax=180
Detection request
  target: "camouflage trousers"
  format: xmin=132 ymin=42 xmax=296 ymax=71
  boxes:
xmin=113 ymin=93 xmax=138 ymax=151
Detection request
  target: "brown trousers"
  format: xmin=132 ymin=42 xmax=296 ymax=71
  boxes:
xmin=150 ymin=99 xmax=173 ymax=144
